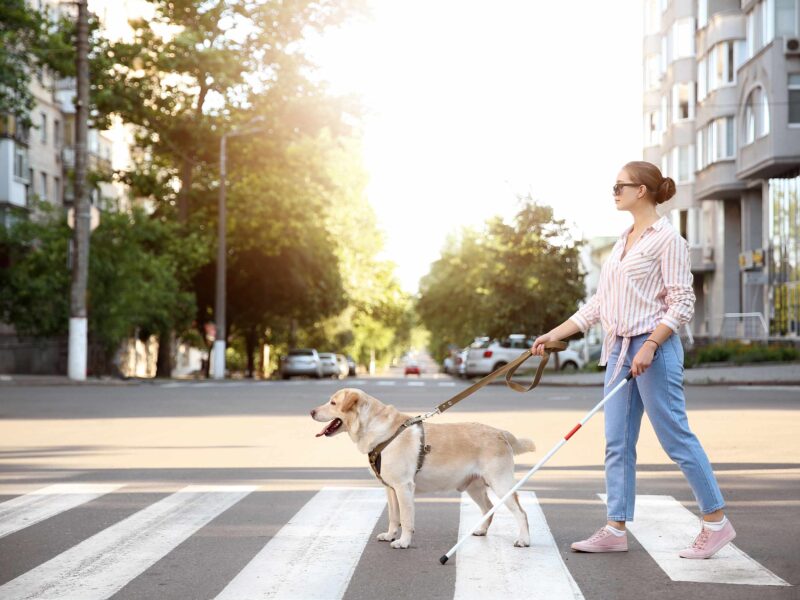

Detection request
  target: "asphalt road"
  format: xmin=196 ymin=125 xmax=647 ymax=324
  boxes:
xmin=0 ymin=375 xmax=798 ymax=600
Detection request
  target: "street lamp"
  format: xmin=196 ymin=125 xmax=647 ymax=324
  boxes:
xmin=212 ymin=116 xmax=266 ymax=380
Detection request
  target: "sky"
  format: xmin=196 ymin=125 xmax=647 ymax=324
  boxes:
xmin=308 ymin=0 xmax=645 ymax=293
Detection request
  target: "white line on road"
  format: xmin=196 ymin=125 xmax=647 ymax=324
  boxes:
xmin=438 ymin=382 xmax=457 ymax=387
xmin=599 ymin=494 xmax=790 ymax=586
xmin=455 ymin=490 xmax=584 ymax=599
xmin=376 ymin=381 xmax=396 ymax=386
xmin=728 ymin=386 xmax=800 ymax=392
xmin=407 ymin=381 xmax=426 ymax=387
xmin=0 ymin=485 xmax=255 ymax=600
xmin=0 ymin=484 xmax=123 ymax=539
xmin=215 ymin=487 xmax=385 ymax=600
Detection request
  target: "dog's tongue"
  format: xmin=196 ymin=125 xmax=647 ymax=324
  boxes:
xmin=315 ymin=422 xmax=331 ymax=437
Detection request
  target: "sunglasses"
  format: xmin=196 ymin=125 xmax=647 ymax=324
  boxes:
xmin=613 ymin=182 xmax=644 ymax=196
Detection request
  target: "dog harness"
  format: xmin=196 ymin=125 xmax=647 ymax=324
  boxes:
xmin=365 ymin=342 xmax=566 ymax=488
xmin=368 ymin=418 xmax=431 ymax=487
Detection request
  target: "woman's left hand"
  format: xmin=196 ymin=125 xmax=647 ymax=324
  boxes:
xmin=631 ymin=344 xmax=656 ymax=377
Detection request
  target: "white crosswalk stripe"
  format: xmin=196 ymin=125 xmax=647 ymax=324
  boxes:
xmin=214 ymin=487 xmax=385 ymax=599
xmin=599 ymin=494 xmax=790 ymax=586
xmin=0 ymin=485 xmax=792 ymax=598
xmin=455 ymin=490 xmax=584 ymax=599
xmin=0 ymin=483 xmax=123 ymax=539
xmin=0 ymin=485 xmax=255 ymax=600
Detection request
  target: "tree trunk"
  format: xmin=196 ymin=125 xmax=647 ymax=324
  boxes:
xmin=245 ymin=327 xmax=257 ymax=378
xmin=155 ymin=327 xmax=173 ymax=378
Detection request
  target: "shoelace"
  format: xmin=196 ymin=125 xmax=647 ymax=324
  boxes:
xmin=691 ymin=527 xmax=712 ymax=549
xmin=588 ymin=528 xmax=610 ymax=542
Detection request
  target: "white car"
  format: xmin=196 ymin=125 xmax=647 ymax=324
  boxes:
xmin=319 ymin=352 xmax=345 ymax=378
xmin=464 ymin=334 xmax=584 ymax=377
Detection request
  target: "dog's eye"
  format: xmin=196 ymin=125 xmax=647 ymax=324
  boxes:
xmin=331 ymin=401 xmax=336 ymax=405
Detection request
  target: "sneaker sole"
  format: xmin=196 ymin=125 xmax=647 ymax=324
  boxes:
xmin=570 ymin=546 xmax=628 ymax=553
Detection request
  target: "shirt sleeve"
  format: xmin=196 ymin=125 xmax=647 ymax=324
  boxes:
xmin=659 ymin=235 xmax=696 ymax=334
xmin=569 ymin=290 xmax=602 ymax=332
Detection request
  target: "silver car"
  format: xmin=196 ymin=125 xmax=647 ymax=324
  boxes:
xmin=318 ymin=352 xmax=344 ymax=378
xmin=280 ymin=349 xmax=322 ymax=379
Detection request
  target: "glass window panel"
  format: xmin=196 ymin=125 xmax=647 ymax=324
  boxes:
xmin=789 ymin=89 xmax=800 ymax=124
xmin=726 ymin=116 xmax=735 ymax=157
xmin=777 ymin=0 xmax=797 ymax=36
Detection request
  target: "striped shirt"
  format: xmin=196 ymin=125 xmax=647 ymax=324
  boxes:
xmin=569 ymin=215 xmax=695 ymax=385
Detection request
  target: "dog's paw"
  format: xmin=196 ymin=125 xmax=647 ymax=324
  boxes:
xmin=376 ymin=532 xmax=396 ymax=542
xmin=390 ymin=539 xmax=410 ymax=549
xmin=513 ymin=538 xmax=530 ymax=548
xmin=472 ymin=529 xmax=488 ymax=537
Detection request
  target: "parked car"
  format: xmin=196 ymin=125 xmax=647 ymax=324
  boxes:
xmin=442 ymin=356 xmax=455 ymax=374
xmin=335 ymin=354 xmax=350 ymax=378
xmin=318 ymin=352 xmax=344 ymax=378
xmin=464 ymin=334 xmax=585 ymax=377
xmin=280 ymin=348 xmax=322 ymax=379
xmin=456 ymin=347 xmax=469 ymax=378
xmin=343 ymin=354 xmax=357 ymax=376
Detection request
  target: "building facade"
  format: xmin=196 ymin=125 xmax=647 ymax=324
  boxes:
xmin=643 ymin=0 xmax=800 ymax=340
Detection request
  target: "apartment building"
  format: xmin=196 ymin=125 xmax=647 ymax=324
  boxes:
xmin=643 ymin=0 xmax=800 ymax=340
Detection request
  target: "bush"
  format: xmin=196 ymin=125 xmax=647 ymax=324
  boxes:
xmin=686 ymin=340 xmax=799 ymax=367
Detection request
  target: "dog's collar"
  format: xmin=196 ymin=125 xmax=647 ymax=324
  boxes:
xmin=367 ymin=418 xmax=430 ymax=487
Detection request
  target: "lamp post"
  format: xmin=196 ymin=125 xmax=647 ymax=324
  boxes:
xmin=212 ymin=116 xmax=265 ymax=380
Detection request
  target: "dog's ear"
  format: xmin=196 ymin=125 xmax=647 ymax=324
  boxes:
xmin=340 ymin=390 xmax=361 ymax=413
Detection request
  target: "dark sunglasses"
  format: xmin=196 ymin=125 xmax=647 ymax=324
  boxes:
xmin=613 ymin=182 xmax=644 ymax=196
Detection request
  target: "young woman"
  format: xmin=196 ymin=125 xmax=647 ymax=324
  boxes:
xmin=531 ymin=161 xmax=735 ymax=559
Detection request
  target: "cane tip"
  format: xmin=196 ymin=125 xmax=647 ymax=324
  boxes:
xmin=439 ymin=555 xmax=449 ymax=565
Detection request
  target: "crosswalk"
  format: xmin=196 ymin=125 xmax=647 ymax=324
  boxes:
xmin=0 ymin=483 xmax=791 ymax=599
xmin=159 ymin=379 xmax=459 ymax=389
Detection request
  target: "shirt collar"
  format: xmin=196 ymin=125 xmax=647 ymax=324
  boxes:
xmin=618 ymin=215 xmax=667 ymax=239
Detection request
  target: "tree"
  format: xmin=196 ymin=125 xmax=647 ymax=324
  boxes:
xmin=418 ymin=198 xmax=587 ymax=360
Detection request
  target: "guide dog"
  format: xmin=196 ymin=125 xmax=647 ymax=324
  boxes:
xmin=310 ymin=388 xmax=535 ymax=549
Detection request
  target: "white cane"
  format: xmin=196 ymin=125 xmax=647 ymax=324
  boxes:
xmin=439 ymin=368 xmax=635 ymax=565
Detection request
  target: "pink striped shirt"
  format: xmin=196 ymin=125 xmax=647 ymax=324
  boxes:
xmin=569 ymin=215 xmax=695 ymax=385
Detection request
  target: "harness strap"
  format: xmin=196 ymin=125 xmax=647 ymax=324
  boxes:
xmin=368 ymin=421 xmax=429 ymax=487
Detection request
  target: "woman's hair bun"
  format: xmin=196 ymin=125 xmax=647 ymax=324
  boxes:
xmin=655 ymin=177 xmax=676 ymax=204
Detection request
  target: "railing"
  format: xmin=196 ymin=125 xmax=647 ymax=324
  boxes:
xmin=715 ymin=312 xmax=769 ymax=340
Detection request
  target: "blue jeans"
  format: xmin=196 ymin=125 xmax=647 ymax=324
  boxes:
xmin=603 ymin=332 xmax=725 ymax=521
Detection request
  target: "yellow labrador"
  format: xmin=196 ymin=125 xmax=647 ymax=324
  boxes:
xmin=310 ymin=387 xmax=535 ymax=549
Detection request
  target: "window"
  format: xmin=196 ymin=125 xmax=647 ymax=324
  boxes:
xmin=697 ymin=117 xmax=735 ymax=170
xmin=744 ymin=86 xmax=770 ymax=144
xmin=698 ymin=57 xmax=708 ymax=101
xmin=671 ymin=145 xmax=692 ymax=183
xmin=698 ymin=0 xmax=708 ymax=28
xmin=13 ymin=143 xmax=27 ymax=179
xmin=660 ymin=0 xmax=669 ymax=13
xmin=671 ymin=18 xmax=696 ymax=61
xmin=696 ymin=130 xmax=704 ymax=171
xmin=789 ymin=74 xmax=800 ymax=124
xmin=40 ymin=172 xmax=48 ymax=201
xmin=777 ymin=0 xmax=797 ymax=36
xmin=40 ymin=112 xmax=47 ymax=143
xmin=644 ymin=0 xmax=660 ymax=34
xmin=645 ymin=54 xmax=661 ymax=90
xmin=54 ymin=118 xmax=61 ymax=147
xmin=644 ymin=111 xmax=661 ymax=146
xmin=54 ymin=176 xmax=60 ymax=204
xmin=661 ymin=152 xmax=670 ymax=178
xmin=672 ymin=82 xmax=694 ymax=120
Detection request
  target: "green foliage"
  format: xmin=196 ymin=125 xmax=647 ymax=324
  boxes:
xmin=0 ymin=0 xmax=74 ymax=126
xmin=417 ymin=197 xmax=587 ymax=360
xmin=0 ymin=205 xmax=207 ymax=360
xmin=686 ymin=340 xmax=800 ymax=367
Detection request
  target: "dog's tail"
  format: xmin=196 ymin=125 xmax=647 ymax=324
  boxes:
xmin=503 ymin=431 xmax=536 ymax=455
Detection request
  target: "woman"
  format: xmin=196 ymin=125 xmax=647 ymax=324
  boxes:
xmin=531 ymin=161 xmax=734 ymax=559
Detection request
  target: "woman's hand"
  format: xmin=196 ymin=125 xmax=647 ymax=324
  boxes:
xmin=631 ymin=343 xmax=656 ymax=377
xmin=530 ymin=333 xmax=557 ymax=356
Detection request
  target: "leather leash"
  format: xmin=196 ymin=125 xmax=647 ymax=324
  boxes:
xmin=367 ymin=341 xmax=568 ymax=486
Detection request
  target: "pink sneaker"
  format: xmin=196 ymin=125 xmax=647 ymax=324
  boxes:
xmin=679 ymin=519 xmax=736 ymax=559
xmin=571 ymin=526 xmax=628 ymax=552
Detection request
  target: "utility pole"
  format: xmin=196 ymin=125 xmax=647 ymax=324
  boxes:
xmin=212 ymin=117 xmax=265 ymax=380
xmin=68 ymin=0 xmax=90 ymax=381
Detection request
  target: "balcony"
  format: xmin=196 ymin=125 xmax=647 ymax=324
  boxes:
xmin=690 ymin=245 xmax=715 ymax=272
xmin=694 ymin=160 xmax=746 ymax=200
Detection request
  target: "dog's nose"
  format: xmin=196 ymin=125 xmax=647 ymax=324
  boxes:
xmin=310 ymin=409 xmax=316 ymax=418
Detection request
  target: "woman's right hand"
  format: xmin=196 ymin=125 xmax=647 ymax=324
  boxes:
xmin=530 ymin=333 xmax=556 ymax=356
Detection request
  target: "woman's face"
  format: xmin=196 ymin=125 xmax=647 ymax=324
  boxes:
xmin=614 ymin=169 xmax=647 ymax=212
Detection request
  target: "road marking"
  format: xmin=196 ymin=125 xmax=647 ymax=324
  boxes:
xmin=407 ymin=381 xmax=425 ymax=387
xmin=0 ymin=485 xmax=255 ymax=600
xmin=599 ymin=494 xmax=791 ymax=586
xmin=0 ymin=484 xmax=123 ymax=539
xmin=438 ymin=382 xmax=457 ymax=387
xmin=728 ymin=386 xmax=800 ymax=392
xmin=350 ymin=380 xmax=366 ymax=384
xmin=455 ymin=490 xmax=584 ymax=599
xmin=215 ymin=487 xmax=385 ymax=599
xmin=376 ymin=381 xmax=396 ymax=386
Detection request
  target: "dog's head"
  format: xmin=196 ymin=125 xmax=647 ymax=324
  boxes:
xmin=310 ymin=388 xmax=368 ymax=439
